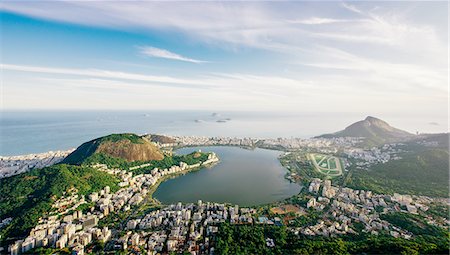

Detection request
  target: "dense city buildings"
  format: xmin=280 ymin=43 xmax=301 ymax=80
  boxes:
xmin=0 ymin=149 xmax=74 ymax=178
xmin=1 ymin=133 xmax=448 ymax=254
xmin=7 ymin=171 xmax=446 ymax=255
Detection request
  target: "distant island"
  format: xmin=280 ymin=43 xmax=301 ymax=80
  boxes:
xmin=0 ymin=117 xmax=448 ymax=255
xmin=216 ymin=118 xmax=231 ymax=123
xmin=193 ymin=113 xmax=231 ymax=124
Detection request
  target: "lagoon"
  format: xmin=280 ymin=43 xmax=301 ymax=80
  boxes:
xmin=153 ymin=146 xmax=301 ymax=206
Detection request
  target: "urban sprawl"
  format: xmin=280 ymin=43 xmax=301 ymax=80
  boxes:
xmin=1 ymin=135 xmax=448 ymax=255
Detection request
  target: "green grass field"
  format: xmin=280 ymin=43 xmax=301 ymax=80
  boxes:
xmin=329 ymin=159 xmax=337 ymax=169
xmin=308 ymin=153 xmax=343 ymax=177
xmin=315 ymin=154 xmax=325 ymax=159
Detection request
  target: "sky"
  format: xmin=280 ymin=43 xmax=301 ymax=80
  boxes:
xmin=0 ymin=1 xmax=448 ymax=120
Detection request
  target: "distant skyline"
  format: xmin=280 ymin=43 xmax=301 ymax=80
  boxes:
xmin=0 ymin=2 xmax=448 ymax=121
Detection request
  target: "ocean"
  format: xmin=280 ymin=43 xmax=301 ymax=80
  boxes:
xmin=0 ymin=110 xmax=447 ymax=156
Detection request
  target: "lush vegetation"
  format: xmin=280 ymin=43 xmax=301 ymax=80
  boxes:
xmin=215 ymin=223 xmax=287 ymax=254
xmin=99 ymin=133 xmax=144 ymax=144
xmin=347 ymin=148 xmax=449 ymax=197
xmin=82 ymin=152 xmax=138 ymax=168
xmin=380 ymin=212 xmax=448 ymax=237
xmin=214 ymin=223 xmax=449 ymax=255
xmin=288 ymin=212 xmax=319 ymax=228
xmin=62 ymin=138 xmax=100 ymax=165
xmin=76 ymin=202 xmax=95 ymax=214
xmin=24 ymin=247 xmax=70 ymax=255
xmin=0 ymin=164 xmax=119 ymax=243
xmin=82 ymin=151 xmax=210 ymax=175
xmin=97 ymin=211 xmax=130 ymax=230
xmin=427 ymin=203 xmax=450 ymax=221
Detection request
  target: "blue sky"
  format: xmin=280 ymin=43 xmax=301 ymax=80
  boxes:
xmin=0 ymin=1 xmax=448 ymax=121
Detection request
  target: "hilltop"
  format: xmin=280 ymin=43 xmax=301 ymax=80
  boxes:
xmin=144 ymin=134 xmax=176 ymax=145
xmin=318 ymin=116 xmax=413 ymax=146
xmin=62 ymin=133 xmax=164 ymax=165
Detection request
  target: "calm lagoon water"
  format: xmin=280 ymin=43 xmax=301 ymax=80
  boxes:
xmin=153 ymin=146 xmax=302 ymax=206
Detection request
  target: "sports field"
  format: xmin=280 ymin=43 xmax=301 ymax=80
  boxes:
xmin=307 ymin=153 xmax=343 ymax=177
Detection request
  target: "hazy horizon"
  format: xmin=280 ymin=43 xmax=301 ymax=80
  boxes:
xmin=1 ymin=109 xmax=448 ymax=156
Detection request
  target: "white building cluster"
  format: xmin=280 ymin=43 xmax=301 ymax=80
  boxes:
xmin=173 ymin=136 xmax=257 ymax=148
xmin=120 ymin=201 xmax=256 ymax=254
xmin=9 ymin=185 xmax=113 ymax=255
xmin=8 ymin=152 xmax=219 ymax=255
xmin=0 ymin=149 xmax=74 ymax=179
xmin=142 ymin=135 xmax=363 ymax=153
xmin=344 ymin=143 xmax=404 ymax=169
xmin=298 ymin=179 xmax=440 ymax=239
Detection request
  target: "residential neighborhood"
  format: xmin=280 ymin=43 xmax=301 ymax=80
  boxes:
xmin=7 ymin=170 xmax=447 ymax=255
xmin=0 ymin=149 xmax=74 ymax=179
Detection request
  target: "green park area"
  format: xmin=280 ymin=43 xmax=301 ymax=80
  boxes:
xmin=308 ymin=153 xmax=343 ymax=177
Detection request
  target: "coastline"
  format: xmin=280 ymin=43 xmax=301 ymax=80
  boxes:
xmin=131 ymin=159 xmax=220 ymax=218
xmin=0 ymin=149 xmax=75 ymax=179
xmin=148 ymin=160 xmax=219 ymax=205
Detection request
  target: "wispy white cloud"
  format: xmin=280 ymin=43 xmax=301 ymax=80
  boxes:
xmin=1 ymin=1 xmax=445 ymax=52
xmin=1 ymin=63 xmax=313 ymax=94
xmin=341 ymin=2 xmax=364 ymax=15
xmin=2 ymin=63 xmax=320 ymax=111
xmin=0 ymin=63 xmax=207 ymax=86
xmin=1 ymin=1 xmax=447 ymax=115
xmin=139 ymin=46 xmax=207 ymax=63
xmin=300 ymin=46 xmax=447 ymax=93
xmin=287 ymin=17 xmax=352 ymax=25
xmin=3 ymin=62 xmax=446 ymax=115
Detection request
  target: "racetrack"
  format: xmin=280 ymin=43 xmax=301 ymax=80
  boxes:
xmin=308 ymin=153 xmax=343 ymax=177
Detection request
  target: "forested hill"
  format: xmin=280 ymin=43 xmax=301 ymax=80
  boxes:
xmin=62 ymin=133 xmax=164 ymax=165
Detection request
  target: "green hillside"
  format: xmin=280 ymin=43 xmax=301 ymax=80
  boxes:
xmin=83 ymin=151 xmax=209 ymax=175
xmin=347 ymin=148 xmax=449 ymax=197
xmin=0 ymin=164 xmax=119 ymax=242
xmin=62 ymin=133 xmax=164 ymax=165
xmin=214 ymin=223 xmax=448 ymax=255
xmin=380 ymin=212 xmax=448 ymax=237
